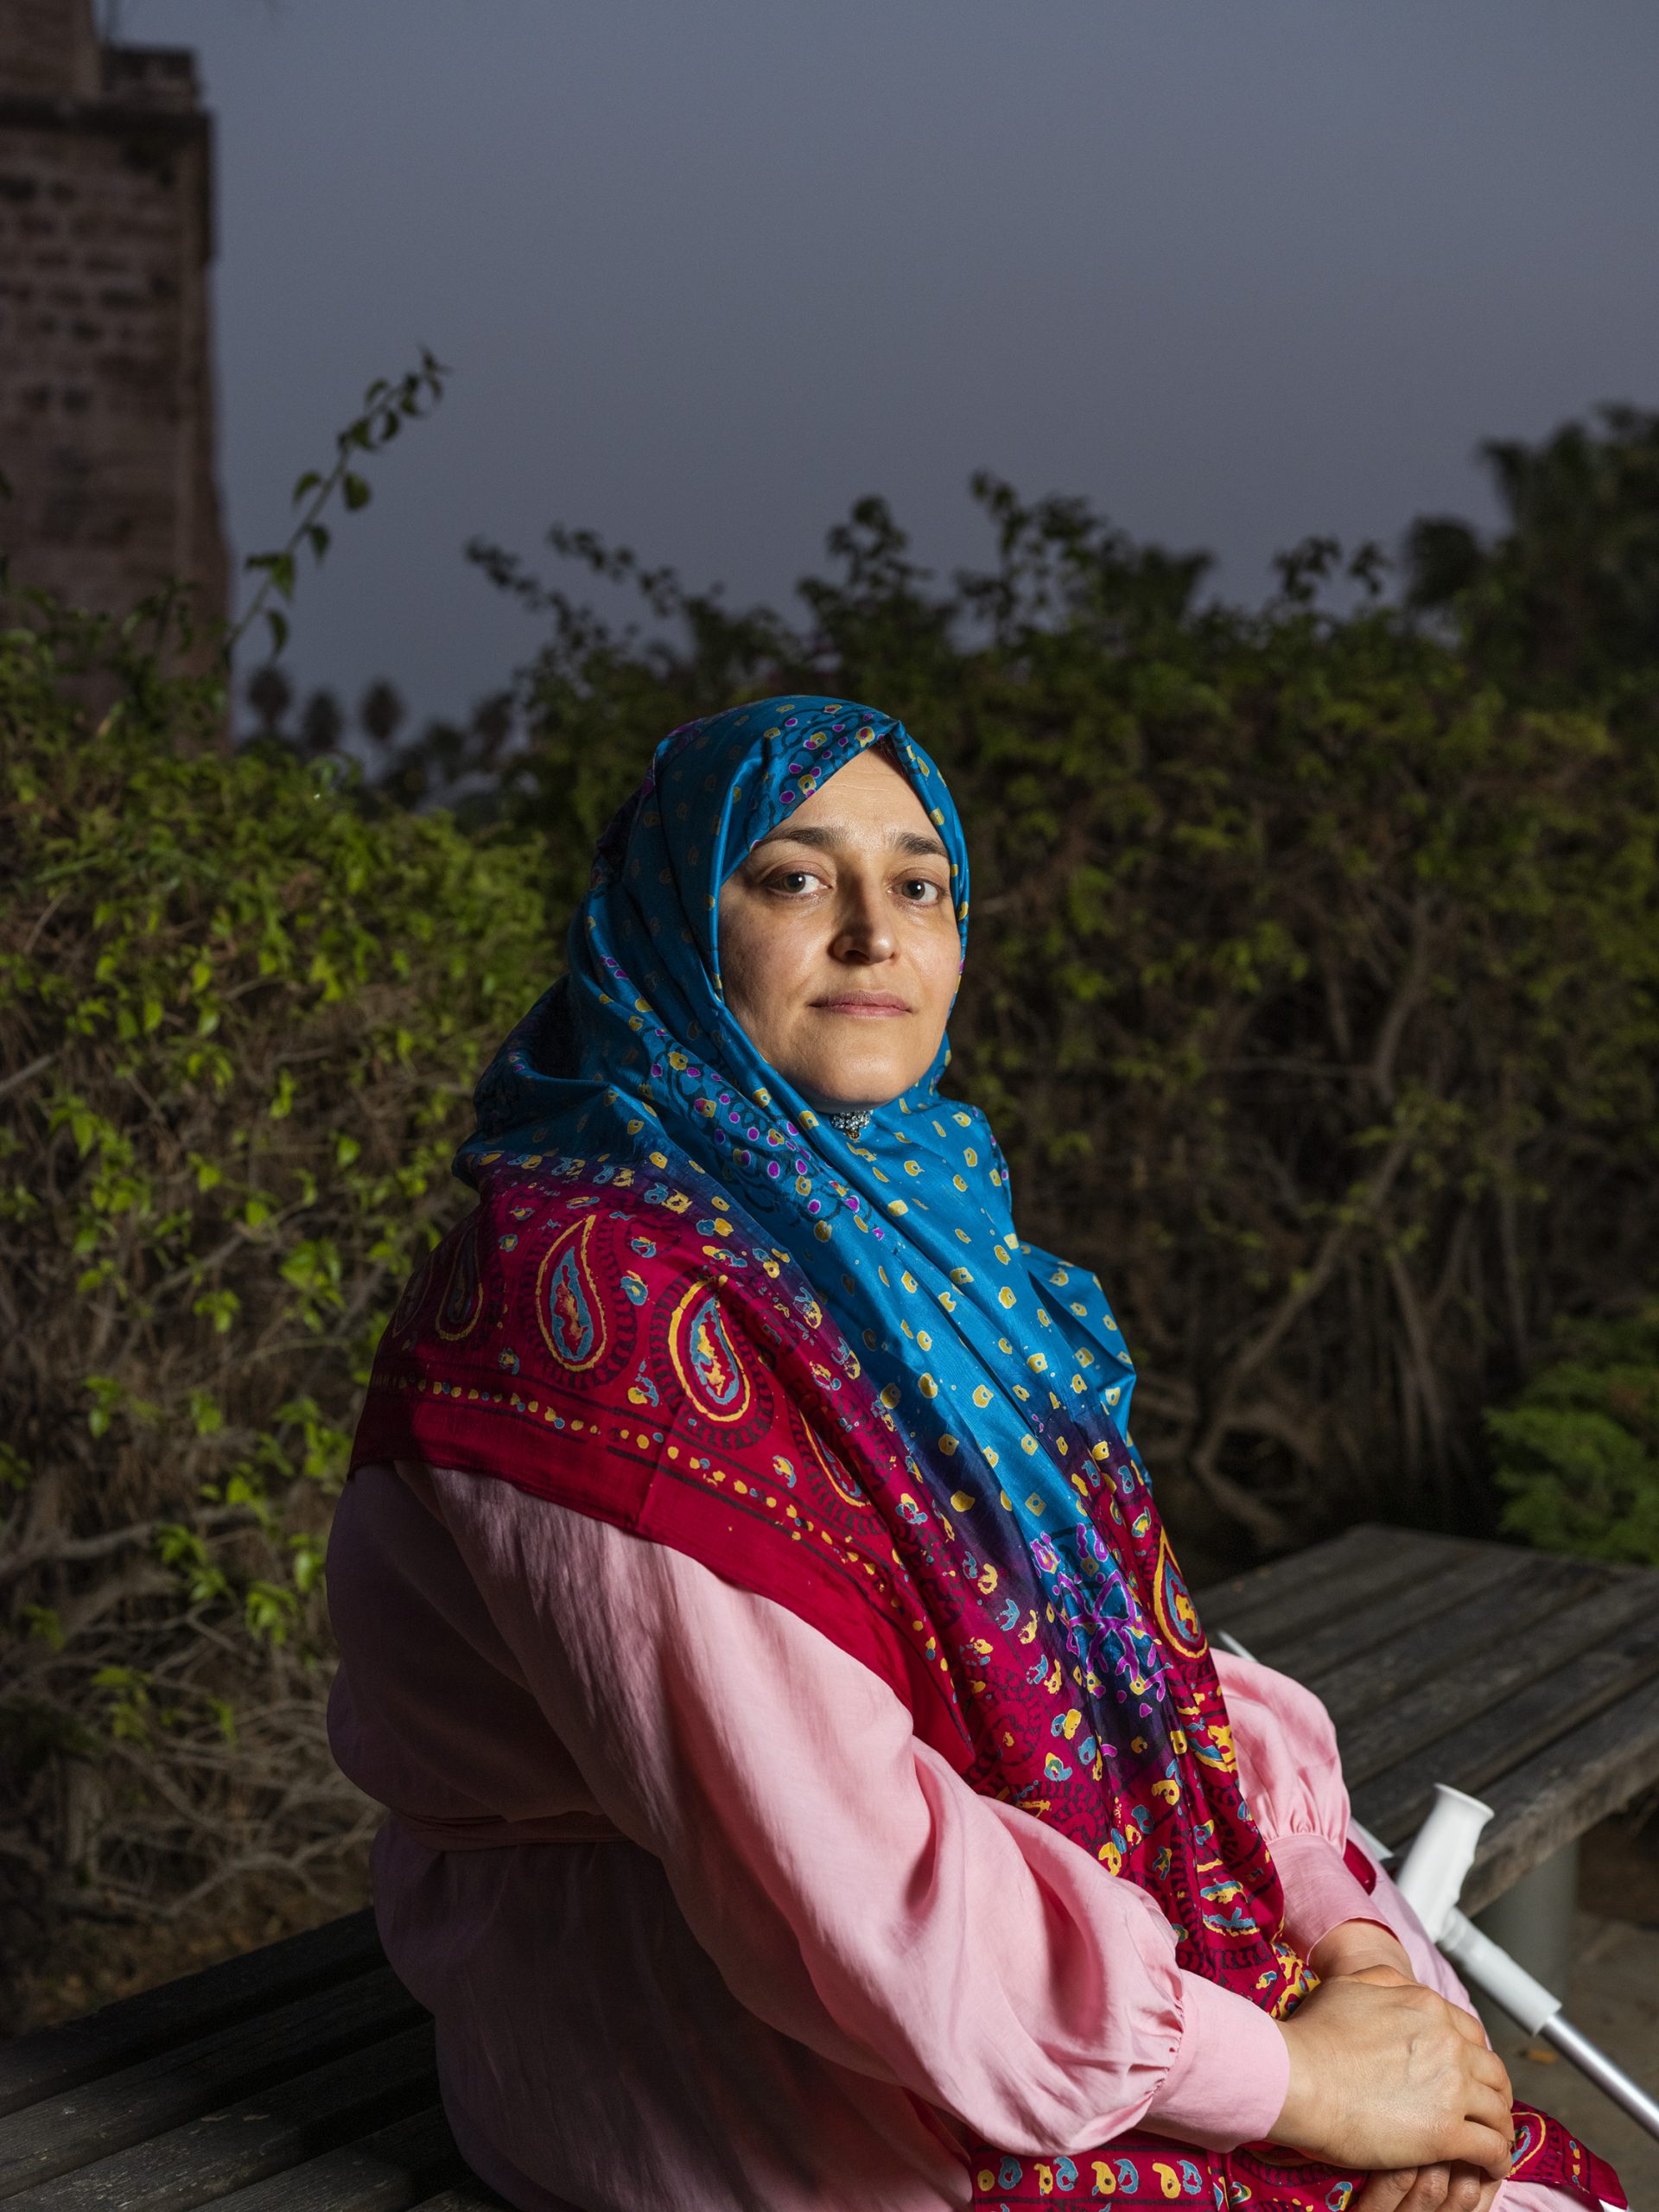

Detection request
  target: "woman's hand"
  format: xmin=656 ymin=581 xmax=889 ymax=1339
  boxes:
xmin=1272 ymin=1971 xmax=1513 ymax=2183
xmin=1301 ymin=1929 xmax=1506 ymax=2208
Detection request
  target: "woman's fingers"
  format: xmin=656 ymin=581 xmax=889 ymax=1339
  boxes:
xmin=1447 ymin=2058 xmax=1512 ymax=2161
xmin=1437 ymin=2116 xmax=1515 ymax=2181
xmin=1466 ymin=2042 xmax=1511 ymax=2093
xmin=1444 ymin=2164 xmax=1503 ymax=2212
xmin=1351 ymin=2171 xmax=1426 ymax=2212
xmin=1413 ymin=2169 xmax=1478 ymax=2211
xmin=1464 ymin=2079 xmax=1514 ymax=2139
xmin=1351 ymin=2163 xmax=1501 ymax=2212
xmin=1445 ymin=2000 xmax=1491 ymax=2046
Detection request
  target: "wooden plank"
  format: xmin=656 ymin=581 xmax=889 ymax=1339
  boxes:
xmin=1333 ymin=1568 xmax=1656 ymax=1778
xmin=205 ymin=2107 xmax=465 ymax=2212
xmin=1206 ymin=1534 xmax=1479 ymax=1660
xmin=1463 ymin=1673 xmax=1659 ymax=1912
xmin=1352 ymin=1605 xmax=1659 ymax=1859
xmin=1268 ymin=1544 xmax=1538 ymax=1693
xmin=1198 ymin=1524 xmax=1447 ymax=1650
xmin=404 ymin=2189 xmax=508 ymax=2212
xmin=1197 ymin=1522 xmax=1401 ymax=1623
xmin=2 ymin=2025 xmax=437 ymax=2212
xmin=0 ymin=1969 xmax=423 ymax=2199
xmin=0 ymin=1916 xmax=384 ymax=2120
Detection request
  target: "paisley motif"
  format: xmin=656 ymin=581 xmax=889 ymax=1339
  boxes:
xmin=386 ymin=1249 xmax=433 ymax=1346
xmin=1508 ymin=2113 xmax=1541 ymax=2175
xmin=803 ymin=1413 xmax=868 ymax=1509
xmin=536 ymin=1215 xmax=607 ymax=1370
xmin=667 ymin=1280 xmax=752 ymax=1422
xmin=435 ymin=1217 xmax=484 ymax=1342
xmin=1151 ymin=1529 xmax=1207 ymax=1662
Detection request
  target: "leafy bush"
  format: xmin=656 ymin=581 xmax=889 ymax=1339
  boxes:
xmin=7 ymin=404 xmax=1658 ymax=2012
xmin=453 ymin=479 xmax=1659 ymax=1554
xmin=1406 ymin=404 xmax=1659 ymax=700
xmin=1489 ymin=1307 xmax=1659 ymax=1566
xmin=0 ymin=612 xmax=545 ymax=2014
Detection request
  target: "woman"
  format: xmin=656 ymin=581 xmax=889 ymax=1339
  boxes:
xmin=327 ymin=697 xmax=1622 ymax=2212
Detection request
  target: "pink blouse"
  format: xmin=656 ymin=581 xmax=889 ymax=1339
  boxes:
xmin=326 ymin=1459 xmax=1570 ymax=2212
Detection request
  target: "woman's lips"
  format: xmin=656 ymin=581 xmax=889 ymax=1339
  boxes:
xmin=812 ymin=995 xmax=910 ymax=1015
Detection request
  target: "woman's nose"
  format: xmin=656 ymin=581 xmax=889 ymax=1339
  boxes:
xmin=830 ymin=877 xmax=895 ymax=960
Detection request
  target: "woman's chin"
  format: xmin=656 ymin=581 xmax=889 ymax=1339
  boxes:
xmin=791 ymin=1067 xmax=909 ymax=1115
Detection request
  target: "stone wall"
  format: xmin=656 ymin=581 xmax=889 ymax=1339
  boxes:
xmin=0 ymin=0 xmax=228 ymax=633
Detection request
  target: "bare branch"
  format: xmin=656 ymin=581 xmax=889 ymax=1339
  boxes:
xmin=0 ymin=1505 xmax=257 ymax=1591
xmin=0 ymin=1051 xmax=57 ymax=1103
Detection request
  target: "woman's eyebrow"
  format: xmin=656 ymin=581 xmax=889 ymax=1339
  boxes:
xmin=751 ymin=823 xmax=949 ymax=861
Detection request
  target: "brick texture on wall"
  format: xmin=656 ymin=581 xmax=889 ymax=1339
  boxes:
xmin=0 ymin=0 xmax=228 ymax=632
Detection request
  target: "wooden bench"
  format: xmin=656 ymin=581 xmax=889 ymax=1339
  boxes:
xmin=3 ymin=1523 xmax=1656 ymax=2212
xmin=0 ymin=1913 xmax=492 ymax=2212
xmin=1197 ymin=1522 xmax=1659 ymax=1919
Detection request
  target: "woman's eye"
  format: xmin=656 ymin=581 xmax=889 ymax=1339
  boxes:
xmin=767 ymin=868 xmax=825 ymax=897
xmin=899 ymin=878 xmax=945 ymax=905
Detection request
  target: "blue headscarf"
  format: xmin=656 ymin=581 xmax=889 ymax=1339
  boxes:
xmin=461 ymin=694 xmax=1141 ymax=1605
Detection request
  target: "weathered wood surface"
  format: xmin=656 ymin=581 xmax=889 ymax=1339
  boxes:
xmin=8 ymin=2024 xmax=438 ymax=2212
xmin=0 ymin=1916 xmax=386 ymax=2121
xmin=0 ymin=1929 xmax=479 ymax=2212
xmin=1198 ymin=1522 xmax=1659 ymax=1914
xmin=203 ymin=2108 xmax=464 ymax=2212
xmin=3 ymin=1523 xmax=1653 ymax=2210
xmin=0 ymin=1972 xmax=424 ymax=2198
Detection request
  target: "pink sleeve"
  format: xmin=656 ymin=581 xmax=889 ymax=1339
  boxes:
xmin=1213 ymin=1651 xmax=1394 ymax=1959
xmin=1213 ymin=1657 xmax=1591 ymax=2212
xmin=443 ymin=1490 xmax=1289 ymax=2158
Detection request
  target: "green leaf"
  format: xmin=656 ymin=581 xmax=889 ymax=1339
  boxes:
xmin=22 ymin=1605 xmax=66 ymax=1652
xmin=83 ymin=1373 xmax=124 ymax=1438
xmin=187 ymin=1388 xmax=223 ymax=1438
xmin=192 ymin=1287 xmax=242 ymax=1335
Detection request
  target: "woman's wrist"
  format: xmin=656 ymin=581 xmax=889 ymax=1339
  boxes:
xmin=1307 ymin=1917 xmax=1414 ymax=1983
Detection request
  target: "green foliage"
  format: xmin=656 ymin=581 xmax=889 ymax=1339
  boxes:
xmin=0 ymin=607 xmax=545 ymax=1961
xmin=457 ymin=461 xmax=1659 ymax=1552
xmin=8 ymin=401 xmax=1658 ymax=1986
xmin=232 ymin=348 xmax=449 ymax=664
xmin=1407 ymin=404 xmax=1659 ymax=699
xmin=1489 ymin=1307 xmax=1659 ymax=1567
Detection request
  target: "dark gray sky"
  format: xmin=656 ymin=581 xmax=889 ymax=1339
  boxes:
xmin=123 ymin=0 xmax=1659 ymax=728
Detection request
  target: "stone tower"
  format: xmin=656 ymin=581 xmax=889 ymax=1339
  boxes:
xmin=0 ymin=0 xmax=228 ymax=632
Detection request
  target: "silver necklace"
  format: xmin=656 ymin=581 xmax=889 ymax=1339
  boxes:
xmin=823 ymin=1104 xmax=873 ymax=1142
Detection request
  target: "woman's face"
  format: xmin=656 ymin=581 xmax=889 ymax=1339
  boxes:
xmin=717 ymin=747 xmax=963 ymax=1112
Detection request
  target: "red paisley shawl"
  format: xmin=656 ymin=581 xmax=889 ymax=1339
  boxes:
xmin=352 ymin=1162 xmax=1624 ymax=2212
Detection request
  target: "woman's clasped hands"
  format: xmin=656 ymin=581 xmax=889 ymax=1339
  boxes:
xmin=1272 ymin=1920 xmax=1514 ymax=2212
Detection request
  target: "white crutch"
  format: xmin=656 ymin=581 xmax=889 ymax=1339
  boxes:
xmin=1216 ymin=1630 xmax=1659 ymax=2145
